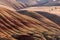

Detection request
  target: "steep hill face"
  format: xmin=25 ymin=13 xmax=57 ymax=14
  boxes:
xmin=17 ymin=10 xmax=60 ymax=40
xmin=0 ymin=0 xmax=26 ymax=10
xmin=0 ymin=0 xmax=60 ymax=40
xmin=0 ymin=6 xmax=60 ymax=40
xmin=19 ymin=6 xmax=60 ymax=25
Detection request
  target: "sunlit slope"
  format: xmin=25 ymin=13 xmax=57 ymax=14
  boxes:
xmin=0 ymin=0 xmax=26 ymax=10
xmin=18 ymin=10 xmax=60 ymax=33
xmin=0 ymin=7 xmax=60 ymax=40
xmin=20 ymin=6 xmax=60 ymax=25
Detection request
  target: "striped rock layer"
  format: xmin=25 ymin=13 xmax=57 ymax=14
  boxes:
xmin=0 ymin=7 xmax=60 ymax=40
xmin=0 ymin=0 xmax=26 ymax=10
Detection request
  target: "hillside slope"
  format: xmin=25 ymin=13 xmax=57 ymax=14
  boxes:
xmin=0 ymin=0 xmax=26 ymax=10
xmin=0 ymin=6 xmax=60 ymax=40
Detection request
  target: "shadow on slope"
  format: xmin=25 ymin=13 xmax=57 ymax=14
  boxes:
xmin=12 ymin=34 xmax=34 ymax=40
xmin=17 ymin=10 xmax=60 ymax=25
xmin=17 ymin=10 xmax=60 ymax=32
xmin=0 ymin=38 xmax=9 ymax=40
xmin=0 ymin=7 xmax=60 ymax=40
xmin=36 ymin=11 xmax=60 ymax=25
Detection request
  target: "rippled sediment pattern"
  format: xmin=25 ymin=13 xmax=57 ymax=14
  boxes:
xmin=0 ymin=0 xmax=26 ymax=10
xmin=0 ymin=7 xmax=60 ymax=40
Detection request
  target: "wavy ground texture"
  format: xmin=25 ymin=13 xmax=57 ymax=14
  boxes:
xmin=0 ymin=6 xmax=60 ymax=40
xmin=0 ymin=0 xmax=26 ymax=10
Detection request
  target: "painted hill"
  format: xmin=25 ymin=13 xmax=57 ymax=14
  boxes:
xmin=0 ymin=0 xmax=26 ymax=10
xmin=0 ymin=6 xmax=60 ymax=40
xmin=19 ymin=6 xmax=60 ymax=25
